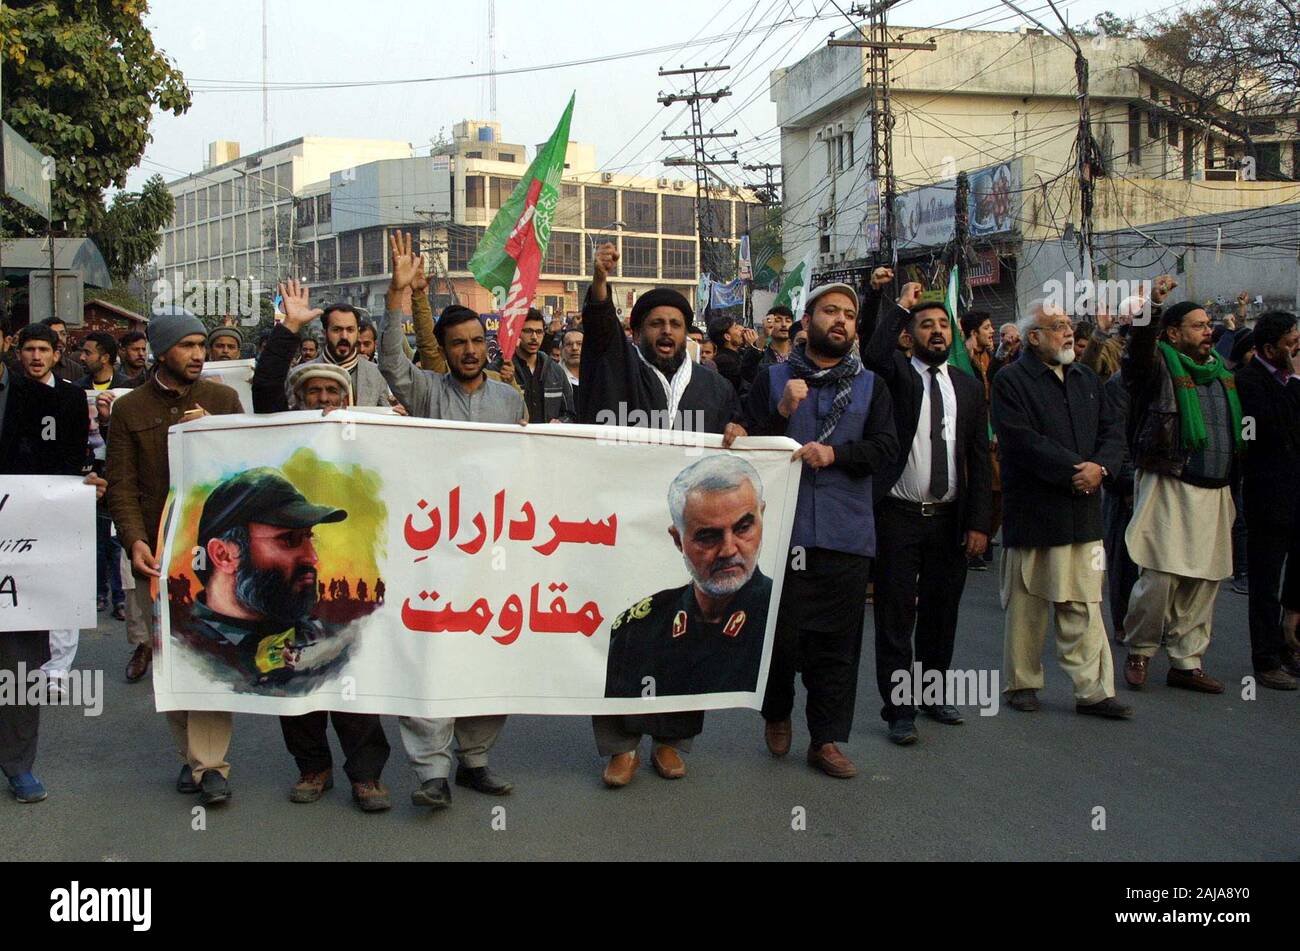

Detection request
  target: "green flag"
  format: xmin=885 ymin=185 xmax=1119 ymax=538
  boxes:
xmin=946 ymin=265 xmax=975 ymax=377
xmin=468 ymin=93 xmax=575 ymax=359
xmin=774 ymin=249 xmax=816 ymax=315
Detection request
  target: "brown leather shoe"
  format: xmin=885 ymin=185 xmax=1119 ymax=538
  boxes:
xmin=350 ymin=780 xmax=392 ymax=812
xmin=1256 ymin=667 xmax=1299 ymax=691
xmin=1124 ymin=653 xmax=1149 ymax=689
xmin=601 ymin=751 xmax=640 ymax=788
xmin=1166 ymin=667 xmax=1224 ymax=694
xmin=289 ymin=770 xmax=333 ymax=803
xmin=651 ymin=745 xmax=686 ymax=779
xmin=806 ymin=742 xmax=857 ymax=779
xmin=1006 ymin=689 xmax=1039 ymax=712
xmin=125 ymin=644 xmax=152 ymax=683
xmin=764 ymin=718 xmax=792 ymax=757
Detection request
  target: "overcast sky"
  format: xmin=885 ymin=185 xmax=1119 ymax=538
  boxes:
xmin=129 ymin=0 xmax=1182 ymax=193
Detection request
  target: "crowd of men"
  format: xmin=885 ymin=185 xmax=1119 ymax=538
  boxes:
xmin=2 ymin=232 xmax=1297 ymax=814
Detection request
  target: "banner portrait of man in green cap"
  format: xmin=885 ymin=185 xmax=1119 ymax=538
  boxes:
xmin=172 ymin=467 xmax=354 ymax=690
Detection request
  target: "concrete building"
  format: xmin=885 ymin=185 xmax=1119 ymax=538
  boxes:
xmin=157 ymin=123 xmax=759 ymax=323
xmin=294 ymin=119 xmax=758 ymax=319
xmin=771 ymin=25 xmax=1300 ymax=320
xmin=156 ymin=137 xmax=416 ymax=288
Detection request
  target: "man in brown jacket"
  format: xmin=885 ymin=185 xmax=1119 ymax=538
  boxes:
xmin=107 ymin=307 xmax=245 ymax=805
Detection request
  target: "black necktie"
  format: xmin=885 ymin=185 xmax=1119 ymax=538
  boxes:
xmin=928 ymin=366 xmax=948 ymax=501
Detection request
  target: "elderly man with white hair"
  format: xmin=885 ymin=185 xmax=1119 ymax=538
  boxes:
xmin=990 ymin=299 xmax=1130 ymax=719
xmin=601 ymin=453 xmax=772 ymax=786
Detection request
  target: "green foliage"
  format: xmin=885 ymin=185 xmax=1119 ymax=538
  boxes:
xmin=89 ymin=174 xmax=174 ymax=281
xmin=0 ymin=0 xmax=190 ymax=236
xmin=92 ymin=278 xmax=146 ymax=316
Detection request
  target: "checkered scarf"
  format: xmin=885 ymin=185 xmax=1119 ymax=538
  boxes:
xmin=785 ymin=341 xmax=862 ymax=442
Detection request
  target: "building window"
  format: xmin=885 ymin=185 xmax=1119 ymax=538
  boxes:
xmin=623 ymin=190 xmax=657 ymax=233
xmin=555 ymin=183 xmax=582 ymax=229
xmin=297 ymin=200 xmax=316 ymax=227
xmin=585 ymin=186 xmax=617 ymax=230
xmin=1168 ymin=119 xmax=1179 ymax=147
xmin=362 ymin=229 xmax=385 ymax=276
xmin=846 ymin=130 xmax=855 ymax=167
xmin=276 ymin=162 xmax=292 ymax=194
xmin=1205 ymin=136 xmax=1215 ymax=168
xmin=1292 ymin=142 xmax=1300 ymax=180
xmin=448 ymin=225 xmax=485 ymax=271
xmin=706 ymin=200 xmax=732 ymax=239
xmin=1183 ymin=128 xmax=1195 ymax=179
xmin=622 ymin=236 xmax=657 ymax=278
xmin=465 ymin=176 xmax=485 ymax=208
xmin=295 ymin=244 xmax=315 ymax=282
xmin=316 ymin=193 xmax=331 ymax=224
xmin=490 ymin=176 xmax=520 ymax=208
xmin=1148 ymin=112 xmax=1160 ymax=140
xmin=1128 ymin=106 xmax=1142 ymax=164
xmin=466 ymin=151 xmax=483 ymax=159
xmin=221 ymin=180 xmax=234 ymax=215
xmin=1257 ymin=142 xmax=1282 ymax=178
xmin=663 ymin=239 xmax=696 ymax=280
xmin=317 ymin=239 xmax=337 ymax=281
xmin=543 ymin=230 xmax=581 ymax=275
xmin=662 ymin=194 xmax=694 ymax=235
xmin=339 ymin=232 xmax=360 ymax=279
xmin=499 ymin=153 xmax=516 ymax=163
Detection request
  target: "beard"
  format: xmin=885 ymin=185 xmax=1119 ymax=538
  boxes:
xmin=235 ymin=562 xmax=318 ymax=627
xmin=685 ymin=553 xmax=756 ymax=598
xmin=1054 ymin=346 xmax=1076 ymax=366
xmin=807 ymin=323 xmax=853 ymax=359
xmin=639 ymin=337 xmax=685 ymax=375
xmin=914 ymin=341 xmax=950 ymax=366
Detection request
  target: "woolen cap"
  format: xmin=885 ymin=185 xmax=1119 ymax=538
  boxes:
xmin=147 ymin=305 xmax=207 ymax=359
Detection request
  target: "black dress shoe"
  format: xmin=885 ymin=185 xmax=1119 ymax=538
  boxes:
xmin=888 ymin=719 xmax=918 ymax=746
xmin=920 ymin=703 xmax=964 ymax=725
xmin=198 ymin=771 xmax=230 ymax=805
xmin=1076 ymin=697 xmax=1134 ymax=719
xmin=411 ymin=778 xmax=452 ymax=809
xmin=454 ymin=765 xmax=513 ymax=796
xmin=176 ymin=764 xmax=199 ymax=794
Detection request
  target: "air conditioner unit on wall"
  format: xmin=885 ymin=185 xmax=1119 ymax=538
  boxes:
xmin=601 ymin=172 xmax=614 ymax=183
xmin=565 ymin=281 xmax=577 ymax=292
xmin=657 ymin=178 xmax=669 ymax=188
xmin=672 ymin=180 xmax=685 ymax=190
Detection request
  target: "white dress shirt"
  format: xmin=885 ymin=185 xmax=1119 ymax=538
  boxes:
xmin=889 ymin=355 xmax=958 ymax=504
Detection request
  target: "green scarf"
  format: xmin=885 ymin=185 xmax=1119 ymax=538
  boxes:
xmin=1156 ymin=341 xmax=1243 ymax=452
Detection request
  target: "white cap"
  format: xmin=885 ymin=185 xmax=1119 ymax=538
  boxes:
xmin=804 ymin=282 xmax=860 ymax=314
xmin=288 ymin=363 xmax=352 ymax=402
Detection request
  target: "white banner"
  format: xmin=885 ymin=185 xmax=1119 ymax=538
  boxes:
xmin=0 ymin=476 xmax=95 ymax=632
xmin=200 ymin=359 xmax=255 ymax=412
xmin=156 ymin=413 xmax=801 ymax=717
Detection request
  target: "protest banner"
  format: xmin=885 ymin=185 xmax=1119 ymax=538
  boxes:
xmin=200 ymin=359 xmax=255 ymax=412
xmin=0 ymin=476 xmax=95 ymax=631
xmin=156 ymin=412 xmax=801 ymax=718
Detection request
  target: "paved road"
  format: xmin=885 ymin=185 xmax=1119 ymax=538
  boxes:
xmin=11 ymin=566 xmax=1298 ymax=861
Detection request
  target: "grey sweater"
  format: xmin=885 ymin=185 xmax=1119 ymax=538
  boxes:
xmin=379 ymin=309 xmax=524 ymax=423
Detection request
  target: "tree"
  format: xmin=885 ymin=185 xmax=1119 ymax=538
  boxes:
xmin=1075 ymin=11 xmax=1138 ymax=39
xmin=89 ymin=174 xmax=174 ymax=281
xmin=1144 ymin=0 xmax=1300 ymax=116
xmin=0 ymin=0 xmax=190 ymax=236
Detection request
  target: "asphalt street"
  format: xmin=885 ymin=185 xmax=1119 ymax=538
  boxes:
xmin=10 ymin=563 xmax=1298 ymax=862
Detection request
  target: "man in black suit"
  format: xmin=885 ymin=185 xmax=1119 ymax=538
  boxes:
xmin=1235 ymin=311 xmax=1300 ymax=689
xmin=863 ymin=282 xmax=993 ymax=744
xmin=0 ymin=323 xmax=93 ymax=803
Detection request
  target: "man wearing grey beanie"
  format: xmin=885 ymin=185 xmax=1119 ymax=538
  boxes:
xmin=106 ymin=304 xmax=246 ymax=806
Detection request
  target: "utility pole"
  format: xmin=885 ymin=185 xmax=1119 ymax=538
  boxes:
xmin=416 ymin=209 xmax=460 ymax=308
xmin=834 ymin=2 xmax=935 ymax=270
xmin=659 ymin=65 xmax=736 ymax=286
xmin=488 ymin=0 xmax=498 ymax=122
xmin=1002 ymin=0 xmax=1093 ymax=281
xmin=954 ymin=170 xmax=970 ymax=312
xmin=742 ymin=162 xmax=782 ymax=207
xmin=261 ymin=0 xmax=270 ymax=149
